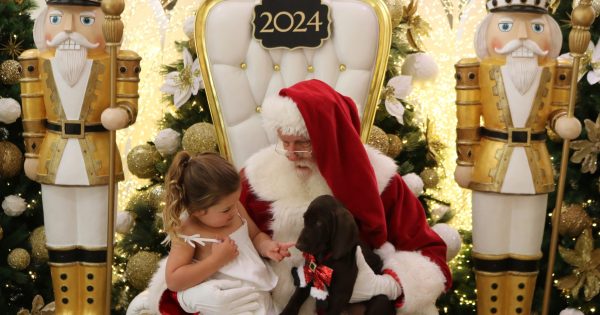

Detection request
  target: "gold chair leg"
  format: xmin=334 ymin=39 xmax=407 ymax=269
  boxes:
xmin=50 ymin=263 xmax=80 ymax=315
xmin=475 ymin=270 xmax=506 ymax=315
xmin=79 ymin=263 xmax=107 ymax=315
xmin=505 ymin=271 xmax=537 ymax=315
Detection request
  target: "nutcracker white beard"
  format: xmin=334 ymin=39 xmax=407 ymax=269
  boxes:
xmin=496 ymin=39 xmax=548 ymax=95
xmin=47 ymin=32 xmax=100 ymax=87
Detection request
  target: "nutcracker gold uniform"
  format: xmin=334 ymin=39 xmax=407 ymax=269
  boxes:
xmin=454 ymin=1 xmax=578 ymax=314
xmin=18 ymin=0 xmax=140 ymax=314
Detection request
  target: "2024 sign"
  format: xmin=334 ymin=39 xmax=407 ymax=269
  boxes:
xmin=253 ymin=0 xmax=330 ymax=49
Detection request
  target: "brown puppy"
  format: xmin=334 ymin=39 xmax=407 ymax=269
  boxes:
xmin=280 ymin=195 xmax=395 ymax=315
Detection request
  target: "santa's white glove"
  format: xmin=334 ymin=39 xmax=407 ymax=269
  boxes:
xmin=177 ymin=279 xmax=261 ymax=315
xmin=349 ymin=246 xmax=402 ymax=303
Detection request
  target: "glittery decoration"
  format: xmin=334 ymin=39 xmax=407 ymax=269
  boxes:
xmin=387 ymin=134 xmax=403 ymax=158
xmin=181 ymin=122 xmax=218 ymax=154
xmin=556 ymin=229 xmax=600 ymax=301
xmin=385 ymin=0 xmax=404 ymax=26
xmin=126 ymin=251 xmax=162 ymax=290
xmin=0 ymin=140 xmax=23 ymax=178
xmin=570 ymin=114 xmax=600 ymax=174
xmin=29 ymin=226 xmax=48 ymax=263
xmin=147 ymin=184 xmax=166 ymax=211
xmin=15 ymin=294 xmax=54 ymax=315
xmin=7 ymin=248 xmax=30 ymax=270
xmin=420 ymin=168 xmax=440 ymax=189
xmin=558 ymin=204 xmax=592 ymax=238
xmin=0 ymin=36 xmax=24 ymax=59
xmin=0 ymin=59 xmax=22 ymax=85
xmin=547 ymin=126 xmax=562 ymax=143
xmin=367 ymin=126 xmax=389 ymax=154
xmin=127 ymin=144 xmax=162 ymax=179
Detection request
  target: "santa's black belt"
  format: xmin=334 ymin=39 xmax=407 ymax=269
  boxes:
xmin=46 ymin=120 xmax=107 ymax=138
xmin=480 ymin=127 xmax=546 ymax=144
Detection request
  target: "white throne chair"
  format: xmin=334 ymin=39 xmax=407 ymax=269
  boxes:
xmin=126 ymin=0 xmax=391 ymax=313
xmin=197 ymin=0 xmax=392 ymax=168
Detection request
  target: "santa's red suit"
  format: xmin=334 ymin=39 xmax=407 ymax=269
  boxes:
xmin=241 ymin=80 xmax=451 ymax=314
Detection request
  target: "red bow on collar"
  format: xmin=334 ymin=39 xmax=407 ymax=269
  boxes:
xmin=297 ymin=252 xmax=334 ymax=300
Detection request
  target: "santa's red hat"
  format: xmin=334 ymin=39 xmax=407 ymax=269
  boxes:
xmin=261 ymin=79 xmax=387 ymax=247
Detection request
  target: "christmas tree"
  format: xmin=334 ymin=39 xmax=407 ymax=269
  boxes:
xmin=109 ymin=1 xmax=466 ymax=314
xmin=0 ymin=0 xmax=54 ymax=314
xmin=533 ymin=1 xmax=600 ymax=313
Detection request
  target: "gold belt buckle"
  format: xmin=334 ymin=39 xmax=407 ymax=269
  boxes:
xmin=507 ymin=127 xmax=531 ymax=147
xmin=61 ymin=120 xmax=85 ymax=139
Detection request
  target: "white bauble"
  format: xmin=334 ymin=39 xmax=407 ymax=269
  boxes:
xmin=402 ymin=172 xmax=424 ymax=196
xmin=183 ymin=16 xmax=195 ymax=39
xmin=401 ymin=53 xmax=439 ymax=84
xmin=560 ymin=309 xmax=584 ymax=315
xmin=154 ymin=128 xmax=181 ymax=156
xmin=116 ymin=211 xmax=135 ymax=234
xmin=431 ymin=223 xmax=462 ymax=261
xmin=0 ymin=98 xmax=21 ymax=124
xmin=2 ymin=195 xmax=27 ymax=217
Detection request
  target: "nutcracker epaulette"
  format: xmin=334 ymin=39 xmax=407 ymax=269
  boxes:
xmin=18 ymin=49 xmax=39 ymax=61
xmin=456 ymin=57 xmax=480 ymax=67
xmin=118 ymin=49 xmax=141 ymax=61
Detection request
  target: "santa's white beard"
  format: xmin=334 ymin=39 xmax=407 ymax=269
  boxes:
xmin=54 ymin=47 xmax=88 ymax=87
xmin=506 ymin=56 xmax=540 ymax=95
xmin=294 ymin=160 xmax=318 ymax=180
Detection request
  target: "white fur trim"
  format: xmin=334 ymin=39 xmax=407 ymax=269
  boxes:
xmin=382 ymin=251 xmax=445 ymax=315
xmin=374 ymin=241 xmax=396 ymax=261
xmin=365 ymin=145 xmax=398 ymax=194
xmin=296 ymin=265 xmax=308 ymax=288
xmin=310 ymin=287 xmax=329 ymax=300
xmin=143 ymin=257 xmax=168 ymax=315
xmin=261 ymin=94 xmax=308 ymax=138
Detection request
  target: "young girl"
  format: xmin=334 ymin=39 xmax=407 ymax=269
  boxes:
xmin=163 ymin=151 xmax=293 ymax=315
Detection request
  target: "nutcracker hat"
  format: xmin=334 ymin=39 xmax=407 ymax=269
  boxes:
xmin=261 ymin=79 xmax=388 ymax=247
xmin=46 ymin=0 xmax=101 ymax=6
xmin=486 ymin=0 xmax=549 ymax=13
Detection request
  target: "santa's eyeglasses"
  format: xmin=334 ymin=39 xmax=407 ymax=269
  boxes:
xmin=275 ymin=141 xmax=312 ymax=158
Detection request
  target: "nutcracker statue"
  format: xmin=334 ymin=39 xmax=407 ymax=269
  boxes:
xmin=454 ymin=0 xmax=582 ymax=314
xmin=18 ymin=0 xmax=140 ymax=313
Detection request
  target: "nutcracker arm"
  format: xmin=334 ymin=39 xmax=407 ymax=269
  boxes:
xmin=455 ymin=58 xmax=482 ymax=166
xmin=116 ymin=50 xmax=141 ymax=125
xmin=549 ymin=59 xmax=573 ymax=131
xmin=18 ymin=49 xmax=46 ymax=158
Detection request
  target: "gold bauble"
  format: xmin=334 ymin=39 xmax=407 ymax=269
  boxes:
xmin=29 ymin=226 xmax=48 ymax=263
xmin=127 ymin=144 xmax=161 ymax=179
xmin=558 ymin=204 xmax=592 ymax=237
xmin=126 ymin=251 xmax=162 ymax=290
xmin=147 ymin=185 xmax=166 ymax=211
xmin=420 ymin=168 xmax=440 ymax=189
xmin=387 ymin=134 xmax=403 ymax=158
xmin=181 ymin=122 xmax=218 ymax=154
xmin=7 ymin=248 xmax=30 ymax=270
xmin=0 ymin=59 xmax=22 ymax=85
xmin=385 ymin=0 xmax=404 ymax=26
xmin=367 ymin=126 xmax=389 ymax=154
xmin=0 ymin=141 xmax=23 ymax=178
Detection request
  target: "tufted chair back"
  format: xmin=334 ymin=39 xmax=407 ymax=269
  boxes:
xmin=195 ymin=0 xmax=391 ymax=168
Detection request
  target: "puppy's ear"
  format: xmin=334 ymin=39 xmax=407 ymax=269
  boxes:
xmin=331 ymin=204 xmax=359 ymax=259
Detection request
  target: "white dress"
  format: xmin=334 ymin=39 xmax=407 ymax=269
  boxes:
xmin=176 ymin=217 xmax=278 ymax=315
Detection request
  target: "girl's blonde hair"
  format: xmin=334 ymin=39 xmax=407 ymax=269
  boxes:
xmin=163 ymin=151 xmax=240 ymax=241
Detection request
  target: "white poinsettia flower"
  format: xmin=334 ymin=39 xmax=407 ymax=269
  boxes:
xmin=387 ymin=75 xmax=413 ymax=100
xmin=587 ymin=40 xmax=600 ymax=85
xmin=160 ymin=48 xmax=204 ymax=108
xmin=385 ymin=96 xmax=405 ymax=125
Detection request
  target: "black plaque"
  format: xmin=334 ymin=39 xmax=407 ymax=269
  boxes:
xmin=253 ymin=0 xmax=331 ymax=49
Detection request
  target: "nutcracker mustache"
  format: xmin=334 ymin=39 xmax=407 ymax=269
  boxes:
xmin=494 ymin=39 xmax=548 ymax=57
xmin=46 ymin=31 xmax=100 ymax=49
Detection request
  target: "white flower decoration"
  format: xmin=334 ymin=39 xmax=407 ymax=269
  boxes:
xmin=402 ymin=172 xmax=424 ymax=196
xmin=385 ymin=96 xmax=405 ymax=125
xmin=154 ymin=128 xmax=181 ymax=156
xmin=2 ymin=195 xmax=27 ymax=217
xmin=160 ymin=48 xmax=203 ymax=108
xmin=0 ymin=97 xmax=21 ymax=124
xmin=588 ymin=39 xmax=600 ymax=85
xmin=384 ymin=75 xmax=412 ymax=125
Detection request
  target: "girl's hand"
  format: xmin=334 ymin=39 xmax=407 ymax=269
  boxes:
xmin=262 ymin=241 xmax=295 ymax=262
xmin=211 ymin=237 xmax=238 ymax=266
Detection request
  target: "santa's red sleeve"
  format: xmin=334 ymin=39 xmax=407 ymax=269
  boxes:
xmin=377 ymin=173 xmax=451 ymax=313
